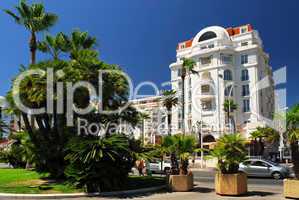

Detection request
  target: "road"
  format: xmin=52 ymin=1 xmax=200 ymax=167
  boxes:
xmin=193 ymin=170 xmax=283 ymax=188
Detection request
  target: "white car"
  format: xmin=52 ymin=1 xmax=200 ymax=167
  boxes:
xmin=149 ymin=160 xmax=171 ymax=174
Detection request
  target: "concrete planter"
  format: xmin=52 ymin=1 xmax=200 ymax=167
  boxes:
xmin=215 ymin=172 xmax=247 ymax=196
xmin=284 ymin=179 xmax=299 ymax=199
xmin=168 ymin=174 xmax=194 ymax=192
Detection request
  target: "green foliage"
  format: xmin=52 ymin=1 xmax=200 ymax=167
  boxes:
xmin=4 ymin=0 xmax=58 ymax=32
xmin=161 ymin=135 xmax=198 ymax=175
xmin=182 ymin=58 xmax=197 ymax=75
xmin=223 ymin=99 xmax=238 ymax=113
xmin=286 ymin=104 xmax=299 ymax=179
xmin=162 ymin=90 xmax=178 ymax=111
xmin=209 ymin=134 xmax=247 ymax=174
xmin=65 ymin=134 xmax=152 ymax=192
xmin=250 ymin=126 xmax=280 ymax=156
xmin=4 ymin=0 xmax=144 ymax=190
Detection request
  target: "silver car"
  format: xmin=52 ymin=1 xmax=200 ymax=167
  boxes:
xmin=239 ymin=159 xmax=290 ymax=179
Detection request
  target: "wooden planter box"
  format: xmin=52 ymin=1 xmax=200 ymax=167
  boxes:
xmin=284 ymin=179 xmax=299 ymax=199
xmin=168 ymin=174 xmax=194 ymax=192
xmin=215 ymin=172 xmax=247 ymax=196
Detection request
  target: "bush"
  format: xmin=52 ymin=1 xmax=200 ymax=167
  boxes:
xmin=64 ymin=134 xmax=146 ymax=192
xmin=210 ymin=134 xmax=247 ymax=174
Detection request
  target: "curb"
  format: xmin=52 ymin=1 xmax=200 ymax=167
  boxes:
xmin=0 ymin=185 xmax=167 ymax=199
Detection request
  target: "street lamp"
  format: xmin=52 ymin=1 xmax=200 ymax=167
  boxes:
xmin=196 ymin=120 xmax=204 ymax=168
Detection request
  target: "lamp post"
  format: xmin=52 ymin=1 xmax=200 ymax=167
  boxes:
xmin=196 ymin=121 xmax=204 ymax=168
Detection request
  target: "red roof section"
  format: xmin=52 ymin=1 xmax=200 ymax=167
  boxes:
xmin=177 ymin=24 xmax=253 ymax=50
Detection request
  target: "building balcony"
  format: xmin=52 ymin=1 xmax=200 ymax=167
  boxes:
xmin=200 ymin=94 xmax=215 ymax=100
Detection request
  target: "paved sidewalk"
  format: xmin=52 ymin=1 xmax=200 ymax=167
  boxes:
xmin=11 ymin=182 xmax=284 ymax=200
xmin=126 ymin=182 xmax=284 ymax=200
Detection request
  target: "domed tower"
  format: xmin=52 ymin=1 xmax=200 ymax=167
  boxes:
xmin=170 ymin=24 xmax=274 ymax=145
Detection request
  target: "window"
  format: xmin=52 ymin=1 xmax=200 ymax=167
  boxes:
xmin=178 ymin=68 xmax=182 ymax=76
xmin=198 ymin=31 xmax=217 ymax=42
xmin=188 ymin=90 xmax=192 ymax=101
xmin=188 ymin=104 xmax=192 ymax=114
xmin=241 ymin=55 xmax=248 ymax=64
xmin=241 ymin=69 xmax=249 ymax=81
xmin=251 ymin=161 xmax=269 ymax=168
xmin=241 ymin=42 xmax=248 ymax=46
xmin=240 ymin=26 xmax=248 ymax=34
xmin=200 ymin=56 xmax=212 ymax=65
xmin=224 ymin=69 xmax=232 ymax=80
xmin=178 ymin=81 xmax=182 ymax=90
xmin=202 ymin=100 xmax=212 ymax=111
xmin=178 ymin=121 xmax=182 ymax=129
xmin=221 ymin=54 xmax=233 ymax=64
xmin=188 ymin=78 xmax=192 ymax=87
xmin=242 ymin=85 xmax=250 ymax=96
xmin=208 ymin=44 xmax=215 ymax=49
xmin=178 ymin=109 xmax=182 ymax=119
xmin=243 ymin=99 xmax=250 ymax=112
xmin=201 ymin=85 xmax=210 ymax=93
xmin=224 ymin=85 xmax=233 ymax=97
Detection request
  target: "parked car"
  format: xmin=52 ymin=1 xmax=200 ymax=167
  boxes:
xmin=149 ymin=160 xmax=171 ymax=174
xmin=239 ymin=159 xmax=290 ymax=179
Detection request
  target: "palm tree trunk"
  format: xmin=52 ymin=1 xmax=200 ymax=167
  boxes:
xmin=181 ymin=73 xmax=185 ymax=135
xmin=30 ymin=32 xmax=37 ymax=64
xmin=167 ymin=109 xmax=171 ymax=136
xmin=291 ymin=142 xmax=299 ymax=179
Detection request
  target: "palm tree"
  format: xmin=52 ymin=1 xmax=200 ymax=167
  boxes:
xmin=64 ymin=30 xmax=97 ymax=59
xmin=250 ymin=127 xmax=280 ymax=156
xmin=37 ymin=32 xmax=69 ymax=60
xmin=210 ymin=133 xmax=247 ymax=174
xmin=5 ymin=0 xmax=58 ymax=134
xmin=138 ymin=112 xmax=150 ymax=145
xmin=180 ymin=58 xmax=197 ymax=134
xmin=223 ymin=99 xmax=238 ymax=132
xmin=163 ymin=134 xmax=198 ymax=175
xmin=5 ymin=0 xmax=58 ymax=64
xmin=286 ymin=104 xmax=299 ymax=179
xmin=162 ymin=90 xmax=178 ymax=136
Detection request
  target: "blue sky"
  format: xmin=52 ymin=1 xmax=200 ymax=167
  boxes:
xmin=0 ymin=0 xmax=298 ymax=106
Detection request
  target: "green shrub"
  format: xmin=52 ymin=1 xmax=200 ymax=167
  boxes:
xmin=209 ymin=134 xmax=247 ymax=174
xmin=65 ymin=134 xmax=143 ymax=192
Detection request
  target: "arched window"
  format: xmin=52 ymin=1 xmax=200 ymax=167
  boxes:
xmin=198 ymin=31 xmax=217 ymax=42
xmin=224 ymin=85 xmax=233 ymax=96
xmin=224 ymin=69 xmax=232 ymax=80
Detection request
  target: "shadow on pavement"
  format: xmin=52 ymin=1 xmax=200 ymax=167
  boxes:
xmin=245 ymin=191 xmax=278 ymax=197
xmin=192 ymin=186 xmax=214 ymax=193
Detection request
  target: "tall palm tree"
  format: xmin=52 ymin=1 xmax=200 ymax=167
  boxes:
xmin=5 ymin=0 xmax=58 ymax=134
xmin=223 ymin=99 xmax=238 ymax=132
xmin=162 ymin=90 xmax=178 ymax=136
xmin=181 ymin=58 xmax=196 ymax=134
xmin=5 ymin=0 xmax=58 ymax=64
xmin=286 ymin=104 xmax=299 ymax=179
xmin=138 ymin=112 xmax=150 ymax=145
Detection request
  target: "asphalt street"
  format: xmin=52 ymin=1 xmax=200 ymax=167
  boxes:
xmin=193 ymin=170 xmax=283 ymax=188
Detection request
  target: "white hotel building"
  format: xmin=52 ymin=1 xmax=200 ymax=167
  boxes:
xmin=132 ymin=24 xmax=275 ymax=145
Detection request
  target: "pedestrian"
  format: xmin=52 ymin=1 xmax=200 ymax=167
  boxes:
xmin=138 ymin=159 xmax=145 ymax=176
